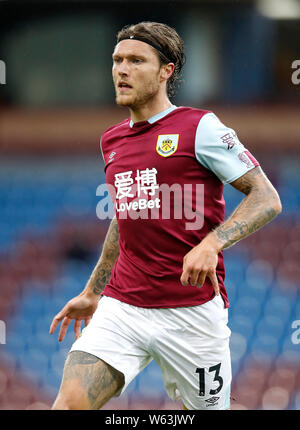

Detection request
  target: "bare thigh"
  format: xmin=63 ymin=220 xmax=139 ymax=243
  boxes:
xmin=52 ymin=351 xmax=125 ymax=410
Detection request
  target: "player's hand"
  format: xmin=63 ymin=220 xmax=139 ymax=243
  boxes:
xmin=49 ymin=293 xmax=99 ymax=342
xmin=180 ymin=238 xmax=220 ymax=296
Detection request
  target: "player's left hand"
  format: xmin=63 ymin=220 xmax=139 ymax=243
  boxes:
xmin=180 ymin=237 xmax=220 ymax=295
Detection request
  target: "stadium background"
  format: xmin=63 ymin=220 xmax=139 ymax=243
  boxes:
xmin=0 ymin=0 xmax=299 ymax=410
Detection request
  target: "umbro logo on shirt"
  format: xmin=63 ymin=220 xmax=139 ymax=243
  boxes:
xmin=108 ymin=151 xmax=116 ymax=163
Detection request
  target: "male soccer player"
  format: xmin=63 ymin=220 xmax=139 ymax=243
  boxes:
xmin=49 ymin=22 xmax=281 ymax=410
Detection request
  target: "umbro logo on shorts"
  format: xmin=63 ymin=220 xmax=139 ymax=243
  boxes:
xmin=205 ymin=396 xmax=220 ymax=406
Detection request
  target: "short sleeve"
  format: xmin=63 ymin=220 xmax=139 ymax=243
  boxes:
xmin=195 ymin=112 xmax=259 ymax=184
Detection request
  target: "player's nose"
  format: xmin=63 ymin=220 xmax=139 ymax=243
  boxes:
xmin=117 ymin=60 xmax=130 ymax=76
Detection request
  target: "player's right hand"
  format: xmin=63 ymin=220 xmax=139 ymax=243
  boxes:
xmin=49 ymin=293 xmax=99 ymax=342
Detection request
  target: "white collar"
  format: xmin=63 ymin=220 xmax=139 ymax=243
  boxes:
xmin=129 ymin=105 xmax=177 ymax=128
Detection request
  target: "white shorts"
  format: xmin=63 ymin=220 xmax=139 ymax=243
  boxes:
xmin=70 ymin=295 xmax=232 ymax=410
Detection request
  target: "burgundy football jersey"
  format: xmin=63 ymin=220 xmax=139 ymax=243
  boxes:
xmin=100 ymin=106 xmax=259 ymax=309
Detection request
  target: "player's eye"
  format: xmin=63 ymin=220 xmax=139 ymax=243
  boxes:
xmin=113 ymin=58 xmax=122 ymax=64
xmin=133 ymin=58 xmax=142 ymax=64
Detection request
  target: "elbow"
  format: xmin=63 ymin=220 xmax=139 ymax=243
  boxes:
xmin=274 ymin=199 xmax=282 ymax=216
xmin=272 ymin=192 xmax=282 ymax=216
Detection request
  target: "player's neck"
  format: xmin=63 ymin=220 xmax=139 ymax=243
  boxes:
xmin=129 ymin=96 xmax=172 ymax=124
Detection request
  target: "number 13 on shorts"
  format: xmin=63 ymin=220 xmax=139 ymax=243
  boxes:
xmin=196 ymin=363 xmax=223 ymax=396
xmin=194 ymin=362 xmax=231 ymax=409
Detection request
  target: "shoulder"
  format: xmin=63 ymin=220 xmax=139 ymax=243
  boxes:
xmin=197 ymin=110 xmax=225 ymax=127
xmin=102 ymin=118 xmax=130 ymax=141
xmin=100 ymin=118 xmax=130 ymax=160
xmin=173 ymin=106 xmax=212 ymax=123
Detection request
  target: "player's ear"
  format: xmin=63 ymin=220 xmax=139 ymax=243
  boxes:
xmin=160 ymin=63 xmax=175 ymax=83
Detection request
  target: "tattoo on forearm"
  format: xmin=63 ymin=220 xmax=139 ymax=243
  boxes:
xmin=88 ymin=218 xmax=119 ymax=295
xmin=215 ymin=205 xmax=278 ymax=250
xmin=214 ymin=166 xmax=280 ymax=250
xmin=216 ymin=220 xmax=248 ymax=247
xmin=91 ymin=262 xmax=112 ymax=295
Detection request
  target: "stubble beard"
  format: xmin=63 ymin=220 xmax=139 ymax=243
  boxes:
xmin=115 ymin=81 xmax=160 ymax=110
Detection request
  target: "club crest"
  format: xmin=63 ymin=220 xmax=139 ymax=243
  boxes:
xmin=156 ymin=134 xmax=179 ymax=157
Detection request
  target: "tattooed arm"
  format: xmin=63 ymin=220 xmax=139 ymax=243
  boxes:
xmin=212 ymin=166 xmax=281 ymax=249
xmin=181 ymin=166 xmax=282 ymax=293
xmin=50 ymin=216 xmax=119 ymax=341
xmin=84 ymin=216 xmax=119 ymax=296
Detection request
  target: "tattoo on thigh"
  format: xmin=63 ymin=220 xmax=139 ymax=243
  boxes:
xmin=66 ymin=351 xmax=100 ymax=367
xmin=63 ymin=351 xmax=124 ymax=408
